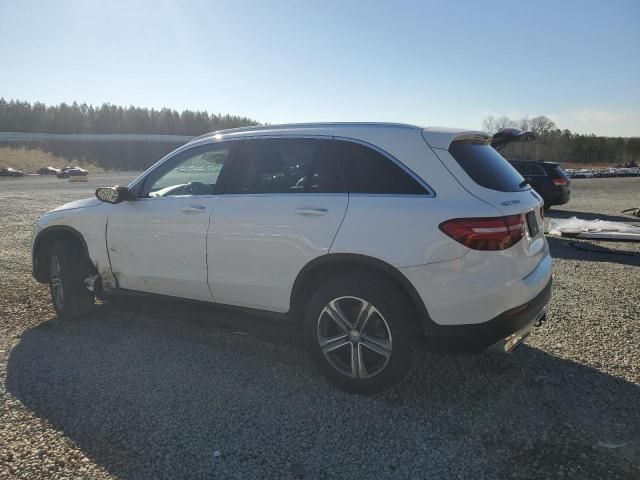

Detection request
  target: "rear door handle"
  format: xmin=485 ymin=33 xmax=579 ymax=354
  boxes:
xmin=181 ymin=205 xmax=206 ymax=213
xmin=295 ymin=207 xmax=328 ymax=216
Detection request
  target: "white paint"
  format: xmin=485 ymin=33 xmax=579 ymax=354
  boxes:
xmin=106 ymin=196 xmax=219 ymax=301
xmin=207 ymin=194 xmax=348 ymax=311
xmin=33 ymin=122 xmax=553 ymax=328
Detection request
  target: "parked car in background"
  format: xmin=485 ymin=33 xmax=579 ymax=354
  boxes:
xmin=508 ymin=160 xmax=571 ymax=210
xmin=56 ymin=166 xmax=88 ymax=179
xmin=31 ymin=123 xmax=551 ymax=393
xmin=489 ymin=128 xmax=570 ymax=210
xmin=570 ymin=169 xmax=595 ymax=179
xmin=0 ymin=167 xmax=25 ymax=177
xmin=38 ymin=166 xmax=62 ymax=175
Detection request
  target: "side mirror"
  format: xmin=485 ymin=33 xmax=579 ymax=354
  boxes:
xmin=95 ymin=186 xmax=136 ymax=204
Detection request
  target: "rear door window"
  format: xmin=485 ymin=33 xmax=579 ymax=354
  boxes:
xmin=449 ymin=141 xmax=528 ymax=192
xmin=307 ymin=142 xmax=345 ymax=193
xmin=225 ymin=138 xmax=331 ymax=194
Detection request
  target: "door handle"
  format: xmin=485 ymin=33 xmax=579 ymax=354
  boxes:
xmin=181 ymin=205 xmax=206 ymax=213
xmin=295 ymin=207 xmax=328 ymax=216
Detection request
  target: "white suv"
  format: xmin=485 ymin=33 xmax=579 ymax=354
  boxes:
xmin=32 ymin=123 xmax=552 ymax=393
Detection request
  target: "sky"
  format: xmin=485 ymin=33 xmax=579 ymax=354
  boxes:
xmin=0 ymin=0 xmax=638 ymax=136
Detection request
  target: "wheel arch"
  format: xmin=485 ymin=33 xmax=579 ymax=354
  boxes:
xmin=290 ymin=253 xmax=433 ymax=338
xmin=32 ymin=226 xmax=91 ymax=283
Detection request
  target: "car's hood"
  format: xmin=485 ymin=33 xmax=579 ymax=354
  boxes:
xmin=49 ymin=197 xmax=102 ymax=212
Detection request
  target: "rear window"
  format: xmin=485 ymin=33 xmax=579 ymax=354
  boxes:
xmin=551 ymin=165 xmax=570 ymax=180
xmin=449 ymin=141 xmax=528 ymax=192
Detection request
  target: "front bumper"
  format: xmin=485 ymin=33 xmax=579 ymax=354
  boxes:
xmin=424 ymin=277 xmax=552 ymax=353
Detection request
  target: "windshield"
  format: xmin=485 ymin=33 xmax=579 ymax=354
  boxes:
xmin=449 ymin=141 xmax=529 ymax=192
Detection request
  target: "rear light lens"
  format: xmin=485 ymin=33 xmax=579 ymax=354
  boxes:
xmin=439 ymin=215 xmax=525 ymax=251
xmin=552 ymin=177 xmax=569 ymax=186
xmin=540 ymin=205 xmax=544 ymax=219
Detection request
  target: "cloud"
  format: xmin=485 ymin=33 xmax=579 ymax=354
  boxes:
xmin=560 ymin=108 xmax=640 ymax=137
xmin=475 ymin=108 xmax=639 ymax=137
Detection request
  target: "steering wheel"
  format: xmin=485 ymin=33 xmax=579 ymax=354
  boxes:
xmin=183 ymin=182 xmax=209 ymax=195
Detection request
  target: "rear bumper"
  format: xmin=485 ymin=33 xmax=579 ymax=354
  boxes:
xmin=546 ymin=187 xmax=570 ymax=206
xmin=401 ymin=246 xmax=552 ymax=327
xmin=423 ymin=277 xmax=552 ymax=353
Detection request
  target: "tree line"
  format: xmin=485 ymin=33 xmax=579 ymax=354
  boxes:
xmin=482 ymin=115 xmax=639 ymax=166
xmin=0 ymin=99 xmax=258 ymax=135
xmin=1 ymin=99 xmax=638 ymax=168
xmin=0 ymin=99 xmax=260 ymax=170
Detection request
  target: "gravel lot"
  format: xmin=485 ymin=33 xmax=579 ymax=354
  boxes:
xmin=1 ymin=174 xmax=639 ymax=479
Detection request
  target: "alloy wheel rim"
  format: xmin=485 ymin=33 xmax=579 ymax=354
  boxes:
xmin=317 ymin=296 xmax=392 ymax=379
xmin=49 ymin=255 xmax=64 ymax=308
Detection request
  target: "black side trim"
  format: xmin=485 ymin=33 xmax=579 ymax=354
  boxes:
xmin=426 ymin=277 xmax=553 ymax=353
xmin=32 ymin=226 xmax=90 ymax=283
xmin=112 ymin=288 xmax=290 ymax=322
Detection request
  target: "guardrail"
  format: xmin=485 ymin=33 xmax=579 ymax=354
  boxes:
xmin=0 ymin=132 xmax=194 ymax=142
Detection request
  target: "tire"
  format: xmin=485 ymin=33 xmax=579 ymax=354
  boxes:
xmin=302 ymin=272 xmax=416 ymax=394
xmin=48 ymin=240 xmax=95 ymax=320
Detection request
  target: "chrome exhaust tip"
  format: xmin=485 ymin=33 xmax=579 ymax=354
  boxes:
xmin=503 ymin=329 xmax=531 ymax=352
xmin=490 ymin=309 xmax=545 ymax=354
xmin=490 ymin=328 xmax=532 ymax=354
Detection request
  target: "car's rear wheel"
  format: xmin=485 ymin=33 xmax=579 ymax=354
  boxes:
xmin=303 ymin=273 xmax=416 ymax=394
xmin=48 ymin=241 xmax=95 ymax=320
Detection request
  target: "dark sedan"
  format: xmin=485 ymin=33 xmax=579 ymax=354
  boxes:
xmin=0 ymin=167 xmax=25 ymax=177
xmin=508 ymin=160 xmax=571 ymax=210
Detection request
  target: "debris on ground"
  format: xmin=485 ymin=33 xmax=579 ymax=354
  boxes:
xmin=621 ymin=207 xmax=640 ymax=218
xmin=548 ymin=216 xmax=640 ymax=241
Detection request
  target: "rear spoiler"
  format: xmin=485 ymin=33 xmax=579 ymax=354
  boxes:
xmin=421 ymin=127 xmax=534 ymax=151
xmin=490 ymin=128 xmax=535 ymax=151
xmin=422 ymin=128 xmax=491 ymax=150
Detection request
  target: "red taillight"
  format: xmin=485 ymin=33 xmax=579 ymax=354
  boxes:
xmin=439 ymin=215 xmax=525 ymax=251
xmin=552 ymin=177 xmax=569 ymax=186
xmin=540 ymin=205 xmax=544 ymax=219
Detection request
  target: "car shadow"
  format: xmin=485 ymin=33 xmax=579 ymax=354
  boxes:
xmin=6 ymin=301 xmax=640 ymax=479
xmin=547 ymin=236 xmax=640 ymax=266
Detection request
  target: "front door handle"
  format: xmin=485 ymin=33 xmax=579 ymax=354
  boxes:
xmin=181 ymin=205 xmax=206 ymax=213
xmin=295 ymin=207 xmax=328 ymax=216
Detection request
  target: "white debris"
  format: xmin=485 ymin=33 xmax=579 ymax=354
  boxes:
xmin=548 ymin=216 xmax=640 ymax=241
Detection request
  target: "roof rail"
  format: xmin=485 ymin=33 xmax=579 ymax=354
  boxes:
xmin=189 ymin=122 xmax=421 ymax=142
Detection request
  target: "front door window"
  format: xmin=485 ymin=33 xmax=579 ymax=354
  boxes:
xmin=147 ymin=145 xmax=230 ymax=197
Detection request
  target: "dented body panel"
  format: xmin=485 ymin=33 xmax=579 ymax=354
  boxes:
xmin=32 ymin=200 xmax=118 ymax=291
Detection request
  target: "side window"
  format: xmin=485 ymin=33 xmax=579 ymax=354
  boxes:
xmin=146 ymin=144 xmax=230 ymax=197
xmin=225 ymin=138 xmax=332 ymax=194
xmin=511 ymin=163 xmax=527 ymax=175
xmin=308 ymin=141 xmax=345 ymax=193
xmin=528 ymin=164 xmax=546 ymax=176
xmin=334 ymin=140 xmax=427 ymax=194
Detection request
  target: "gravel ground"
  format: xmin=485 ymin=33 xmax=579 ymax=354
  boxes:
xmin=1 ymin=174 xmax=638 ymax=479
